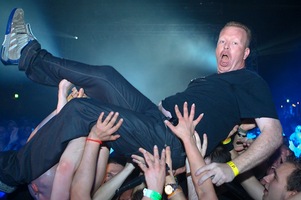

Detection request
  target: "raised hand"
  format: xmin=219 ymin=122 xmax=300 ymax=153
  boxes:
xmin=89 ymin=112 xmax=123 ymax=142
xmin=164 ymin=102 xmax=203 ymax=143
xmin=195 ymin=132 xmax=208 ymax=157
xmin=195 ymin=162 xmax=235 ymax=187
xmin=134 ymin=146 xmax=166 ymax=194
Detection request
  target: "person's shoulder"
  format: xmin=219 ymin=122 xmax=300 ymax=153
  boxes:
xmin=217 ymin=68 xmax=259 ymax=77
xmin=218 ymin=68 xmax=261 ymax=80
xmin=237 ymin=68 xmax=267 ymax=82
xmin=234 ymin=68 xmax=260 ymax=76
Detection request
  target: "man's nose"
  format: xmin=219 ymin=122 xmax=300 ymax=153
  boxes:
xmin=262 ymin=173 xmax=273 ymax=184
xmin=224 ymin=42 xmax=229 ymax=49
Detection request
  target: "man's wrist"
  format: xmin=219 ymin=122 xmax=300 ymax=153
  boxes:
xmin=143 ymin=188 xmax=162 ymax=200
xmin=165 ymin=175 xmax=176 ymax=183
xmin=182 ymin=135 xmax=196 ymax=146
xmin=167 ymin=186 xmax=183 ymax=199
xmin=86 ymin=137 xmax=103 ymax=145
xmin=227 ymin=161 xmax=240 ymax=177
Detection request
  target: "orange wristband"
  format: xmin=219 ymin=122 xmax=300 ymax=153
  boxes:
xmin=86 ymin=138 xmax=103 ymax=145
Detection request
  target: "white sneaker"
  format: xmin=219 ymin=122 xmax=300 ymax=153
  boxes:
xmin=1 ymin=8 xmax=36 ymax=65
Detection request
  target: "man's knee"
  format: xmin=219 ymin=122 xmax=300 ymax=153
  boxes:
xmin=61 ymin=98 xmax=91 ymax=114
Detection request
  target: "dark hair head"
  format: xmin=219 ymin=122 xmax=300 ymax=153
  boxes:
xmin=131 ymin=188 xmax=144 ymax=200
xmin=209 ymin=144 xmax=231 ymax=163
xmin=286 ymin=157 xmax=301 ymax=192
xmin=108 ymin=153 xmax=127 ymax=166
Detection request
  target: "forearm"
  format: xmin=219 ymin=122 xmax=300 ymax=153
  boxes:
xmin=92 ymin=147 xmax=110 ymax=195
xmin=238 ymin=170 xmax=264 ymax=200
xmin=71 ymin=139 xmax=100 ymax=200
xmin=187 ymin=175 xmax=198 ymax=200
xmin=185 ymin=158 xmax=198 ymax=200
xmin=230 ymin=148 xmax=265 ymax=199
xmin=165 ymin=174 xmax=186 ymax=200
xmin=182 ymin=137 xmax=217 ymax=200
xmin=233 ymin=128 xmax=282 ymax=174
xmin=92 ymin=163 xmax=135 ymax=200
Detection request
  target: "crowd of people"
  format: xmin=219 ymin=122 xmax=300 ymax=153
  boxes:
xmin=0 ymin=7 xmax=301 ymax=200
xmin=0 ymin=119 xmax=35 ymax=152
xmin=0 ymin=90 xmax=300 ymax=200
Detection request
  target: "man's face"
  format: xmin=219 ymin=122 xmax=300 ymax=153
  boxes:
xmin=104 ymin=162 xmax=124 ymax=182
xmin=262 ymin=163 xmax=295 ymax=200
xmin=216 ymin=26 xmax=250 ymax=73
xmin=118 ymin=189 xmax=133 ymax=200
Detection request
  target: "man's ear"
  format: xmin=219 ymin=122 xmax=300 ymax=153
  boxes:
xmin=243 ymin=48 xmax=250 ymax=60
xmin=286 ymin=190 xmax=299 ymax=199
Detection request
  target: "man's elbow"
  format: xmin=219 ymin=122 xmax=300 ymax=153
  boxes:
xmin=276 ymin=133 xmax=283 ymax=147
xmin=273 ymin=122 xmax=283 ymax=148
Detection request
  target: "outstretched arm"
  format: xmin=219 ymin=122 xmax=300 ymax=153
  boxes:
xmin=71 ymin=112 xmax=122 ymax=200
xmin=196 ymin=117 xmax=282 ymax=186
xmin=233 ymin=118 xmax=283 ymax=174
xmin=231 ymin=136 xmax=264 ymax=200
xmin=134 ymin=145 xmax=166 ymax=200
xmin=186 ymin=132 xmax=207 ymax=200
xmin=165 ymin=102 xmax=217 ymax=200
xmin=133 ymin=146 xmax=187 ymax=200
xmin=92 ymin=162 xmax=135 ymax=200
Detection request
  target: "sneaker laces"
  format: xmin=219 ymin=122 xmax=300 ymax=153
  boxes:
xmin=9 ymin=23 xmax=35 ymax=53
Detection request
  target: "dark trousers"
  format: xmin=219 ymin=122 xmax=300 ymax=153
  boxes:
xmin=0 ymin=41 xmax=185 ymax=186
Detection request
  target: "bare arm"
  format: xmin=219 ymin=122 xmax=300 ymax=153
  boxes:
xmin=231 ymin=147 xmax=264 ymax=200
xmin=71 ymin=112 xmax=122 ymax=200
xmin=186 ymin=133 xmax=207 ymax=200
xmin=239 ymin=171 xmax=264 ymax=200
xmin=91 ymin=148 xmax=110 ymax=195
xmin=165 ymin=146 xmax=186 ymax=200
xmin=92 ymin=162 xmax=135 ymax=200
xmin=196 ymin=117 xmax=283 ymax=186
xmin=233 ymin=117 xmax=283 ymax=173
xmin=135 ymin=146 xmax=166 ymax=200
xmin=165 ymin=102 xmax=218 ymax=200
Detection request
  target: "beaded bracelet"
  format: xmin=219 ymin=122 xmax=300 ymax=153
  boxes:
xmin=86 ymin=138 xmax=103 ymax=145
xmin=227 ymin=161 xmax=239 ymax=177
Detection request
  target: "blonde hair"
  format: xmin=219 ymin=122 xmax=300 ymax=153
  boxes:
xmin=222 ymin=21 xmax=252 ymax=47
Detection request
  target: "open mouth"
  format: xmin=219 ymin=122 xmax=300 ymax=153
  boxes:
xmin=220 ymin=53 xmax=229 ymax=67
xmin=221 ymin=54 xmax=229 ymax=61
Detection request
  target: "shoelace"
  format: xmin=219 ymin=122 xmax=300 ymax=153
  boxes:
xmin=13 ymin=23 xmax=27 ymax=34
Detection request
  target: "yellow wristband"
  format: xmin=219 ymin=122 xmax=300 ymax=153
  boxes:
xmin=227 ymin=161 xmax=239 ymax=177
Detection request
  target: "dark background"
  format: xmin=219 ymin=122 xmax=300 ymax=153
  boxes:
xmin=0 ymin=0 xmax=301 ymax=133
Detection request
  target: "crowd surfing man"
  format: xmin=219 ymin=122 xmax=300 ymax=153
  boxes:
xmin=0 ymin=8 xmax=282 ymax=193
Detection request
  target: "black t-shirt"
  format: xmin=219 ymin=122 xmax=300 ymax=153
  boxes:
xmin=162 ymin=68 xmax=278 ymax=154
